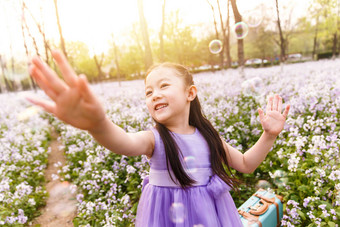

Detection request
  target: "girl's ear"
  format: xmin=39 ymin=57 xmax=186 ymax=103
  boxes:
xmin=187 ymin=85 xmax=197 ymax=101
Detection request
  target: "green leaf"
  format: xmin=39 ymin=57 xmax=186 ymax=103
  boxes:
xmin=298 ymin=185 xmax=309 ymax=192
xmin=297 ymin=210 xmax=306 ymax=220
xmin=327 ymin=222 xmax=336 ymax=227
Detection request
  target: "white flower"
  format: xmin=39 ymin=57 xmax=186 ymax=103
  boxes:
xmin=121 ymin=194 xmax=130 ymax=205
xmin=126 ymin=165 xmax=136 ymax=174
xmin=288 ymin=153 xmax=300 ymax=172
xmin=51 ymin=174 xmax=59 ymax=181
xmin=28 ymin=198 xmax=36 ymax=206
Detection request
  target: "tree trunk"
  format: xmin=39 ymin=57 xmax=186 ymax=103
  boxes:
xmin=113 ymin=40 xmax=121 ymax=86
xmin=332 ymin=32 xmax=337 ymax=59
xmin=205 ymin=0 xmax=219 ymax=39
xmin=230 ymin=0 xmax=244 ymax=66
xmin=312 ymin=15 xmax=319 ymax=60
xmin=217 ymin=0 xmax=225 ymax=69
xmin=137 ymin=0 xmax=153 ymax=70
xmin=159 ymin=0 xmax=166 ymax=62
xmin=93 ymin=53 xmax=105 ymax=81
xmin=23 ymin=18 xmax=40 ymax=57
xmin=206 ymin=0 xmax=221 ymax=68
xmin=225 ymin=0 xmax=232 ymax=68
xmin=23 ymin=2 xmax=51 ymax=64
xmin=0 ymin=55 xmax=13 ymax=92
xmin=53 ymin=0 xmax=67 ymax=58
xmin=21 ymin=2 xmax=37 ymax=91
xmin=275 ymin=0 xmax=286 ymax=62
xmin=132 ymin=23 xmax=144 ymax=55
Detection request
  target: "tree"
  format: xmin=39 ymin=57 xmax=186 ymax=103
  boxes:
xmin=230 ymin=0 xmax=244 ymax=66
xmin=225 ymin=0 xmax=232 ymax=68
xmin=159 ymin=0 xmax=166 ymax=62
xmin=66 ymin=41 xmax=97 ymax=81
xmin=206 ymin=0 xmax=232 ymax=68
xmin=93 ymin=54 xmax=105 ymax=82
xmin=22 ymin=1 xmax=52 ymax=64
xmin=205 ymin=0 xmax=220 ymax=39
xmin=162 ymin=11 xmax=201 ymax=66
xmin=0 ymin=55 xmax=13 ymax=92
xmin=206 ymin=0 xmax=223 ymax=68
xmin=137 ymin=0 xmax=153 ymax=70
xmin=275 ymin=0 xmax=286 ymax=62
xmin=53 ymin=0 xmax=67 ymax=59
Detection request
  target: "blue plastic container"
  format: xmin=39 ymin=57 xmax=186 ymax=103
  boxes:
xmin=238 ymin=188 xmax=283 ymax=227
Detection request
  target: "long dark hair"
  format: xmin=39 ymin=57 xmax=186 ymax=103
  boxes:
xmin=146 ymin=63 xmax=240 ymax=191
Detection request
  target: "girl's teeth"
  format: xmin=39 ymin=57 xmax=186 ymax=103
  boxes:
xmin=156 ymin=105 xmax=167 ymax=110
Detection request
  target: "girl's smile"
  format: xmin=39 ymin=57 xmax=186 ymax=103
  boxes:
xmin=154 ymin=103 xmax=168 ymax=111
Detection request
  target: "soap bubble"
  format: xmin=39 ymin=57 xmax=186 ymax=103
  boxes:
xmin=49 ymin=181 xmax=77 ymax=217
xmin=241 ymin=80 xmax=253 ymax=96
xmin=184 ymin=156 xmax=197 ymax=173
xmin=17 ymin=106 xmax=42 ymax=121
xmin=241 ymin=77 xmax=264 ymax=97
xmin=169 ymin=203 xmax=186 ymax=223
xmin=209 ymin=39 xmax=223 ymax=54
xmin=233 ymin=22 xmax=249 ymax=39
xmin=246 ymin=11 xmax=263 ymax=28
xmin=272 ymin=170 xmax=288 ymax=187
xmin=255 ymin=180 xmax=272 ymax=190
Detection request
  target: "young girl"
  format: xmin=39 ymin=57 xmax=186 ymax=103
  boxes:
xmin=28 ymin=50 xmax=290 ymax=226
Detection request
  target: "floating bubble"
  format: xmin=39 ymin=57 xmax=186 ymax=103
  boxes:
xmin=255 ymin=180 xmax=272 ymax=190
xmin=250 ymin=77 xmax=264 ymax=95
xmin=233 ymin=22 xmax=249 ymax=39
xmin=50 ymin=181 xmax=73 ymax=198
xmin=51 ymin=202 xmax=77 ymax=217
xmin=241 ymin=77 xmax=263 ymax=97
xmin=17 ymin=106 xmax=42 ymax=121
xmin=246 ymin=11 xmax=263 ymax=28
xmin=241 ymin=80 xmax=253 ymax=96
xmin=169 ymin=202 xmax=186 ymax=223
xmin=272 ymin=170 xmax=288 ymax=187
xmin=209 ymin=39 xmax=223 ymax=54
xmin=184 ymin=156 xmax=197 ymax=173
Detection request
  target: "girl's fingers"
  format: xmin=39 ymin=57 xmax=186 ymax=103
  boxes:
xmin=30 ymin=65 xmax=57 ymax=101
xmin=79 ymin=74 xmax=96 ymax=103
xmin=258 ymin=108 xmax=265 ymax=122
xmin=51 ymin=50 xmax=78 ymax=87
xmin=26 ymin=97 xmax=56 ymax=115
xmin=31 ymin=56 xmax=67 ymax=94
xmin=273 ymin=94 xmax=279 ymax=111
xmin=277 ymin=96 xmax=283 ymax=113
xmin=266 ymin=95 xmax=273 ymax=113
xmin=282 ymin=104 xmax=290 ymax=118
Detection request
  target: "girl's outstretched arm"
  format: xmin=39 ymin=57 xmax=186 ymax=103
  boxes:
xmin=223 ymin=94 xmax=290 ymax=174
xmin=28 ymin=50 xmax=154 ymax=158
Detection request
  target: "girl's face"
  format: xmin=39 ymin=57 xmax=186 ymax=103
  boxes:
xmin=145 ymin=67 xmax=194 ymax=127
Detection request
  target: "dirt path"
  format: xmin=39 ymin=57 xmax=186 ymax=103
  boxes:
xmin=29 ymin=129 xmax=78 ymax=227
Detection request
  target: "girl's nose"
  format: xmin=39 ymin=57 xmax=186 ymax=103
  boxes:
xmin=152 ymin=89 xmax=162 ymax=101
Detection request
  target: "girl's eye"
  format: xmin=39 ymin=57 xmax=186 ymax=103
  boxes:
xmin=161 ymin=83 xmax=169 ymax=88
xmin=146 ymin=91 xmax=152 ymax=96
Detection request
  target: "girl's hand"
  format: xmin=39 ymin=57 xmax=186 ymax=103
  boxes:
xmin=258 ymin=94 xmax=290 ymax=137
xmin=27 ymin=50 xmax=106 ymax=132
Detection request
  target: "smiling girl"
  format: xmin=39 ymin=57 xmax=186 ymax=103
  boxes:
xmin=28 ymin=50 xmax=290 ymax=226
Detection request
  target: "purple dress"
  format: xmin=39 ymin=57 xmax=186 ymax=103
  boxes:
xmin=135 ymin=128 xmax=243 ymax=226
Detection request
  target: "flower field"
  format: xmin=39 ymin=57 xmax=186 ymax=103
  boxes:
xmin=0 ymin=92 xmax=51 ymax=225
xmin=1 ymin=59 xmax=339 ymax=226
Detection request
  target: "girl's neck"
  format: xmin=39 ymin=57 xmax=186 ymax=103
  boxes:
xmin=166 ymin=124 xmax=196 ymax=135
